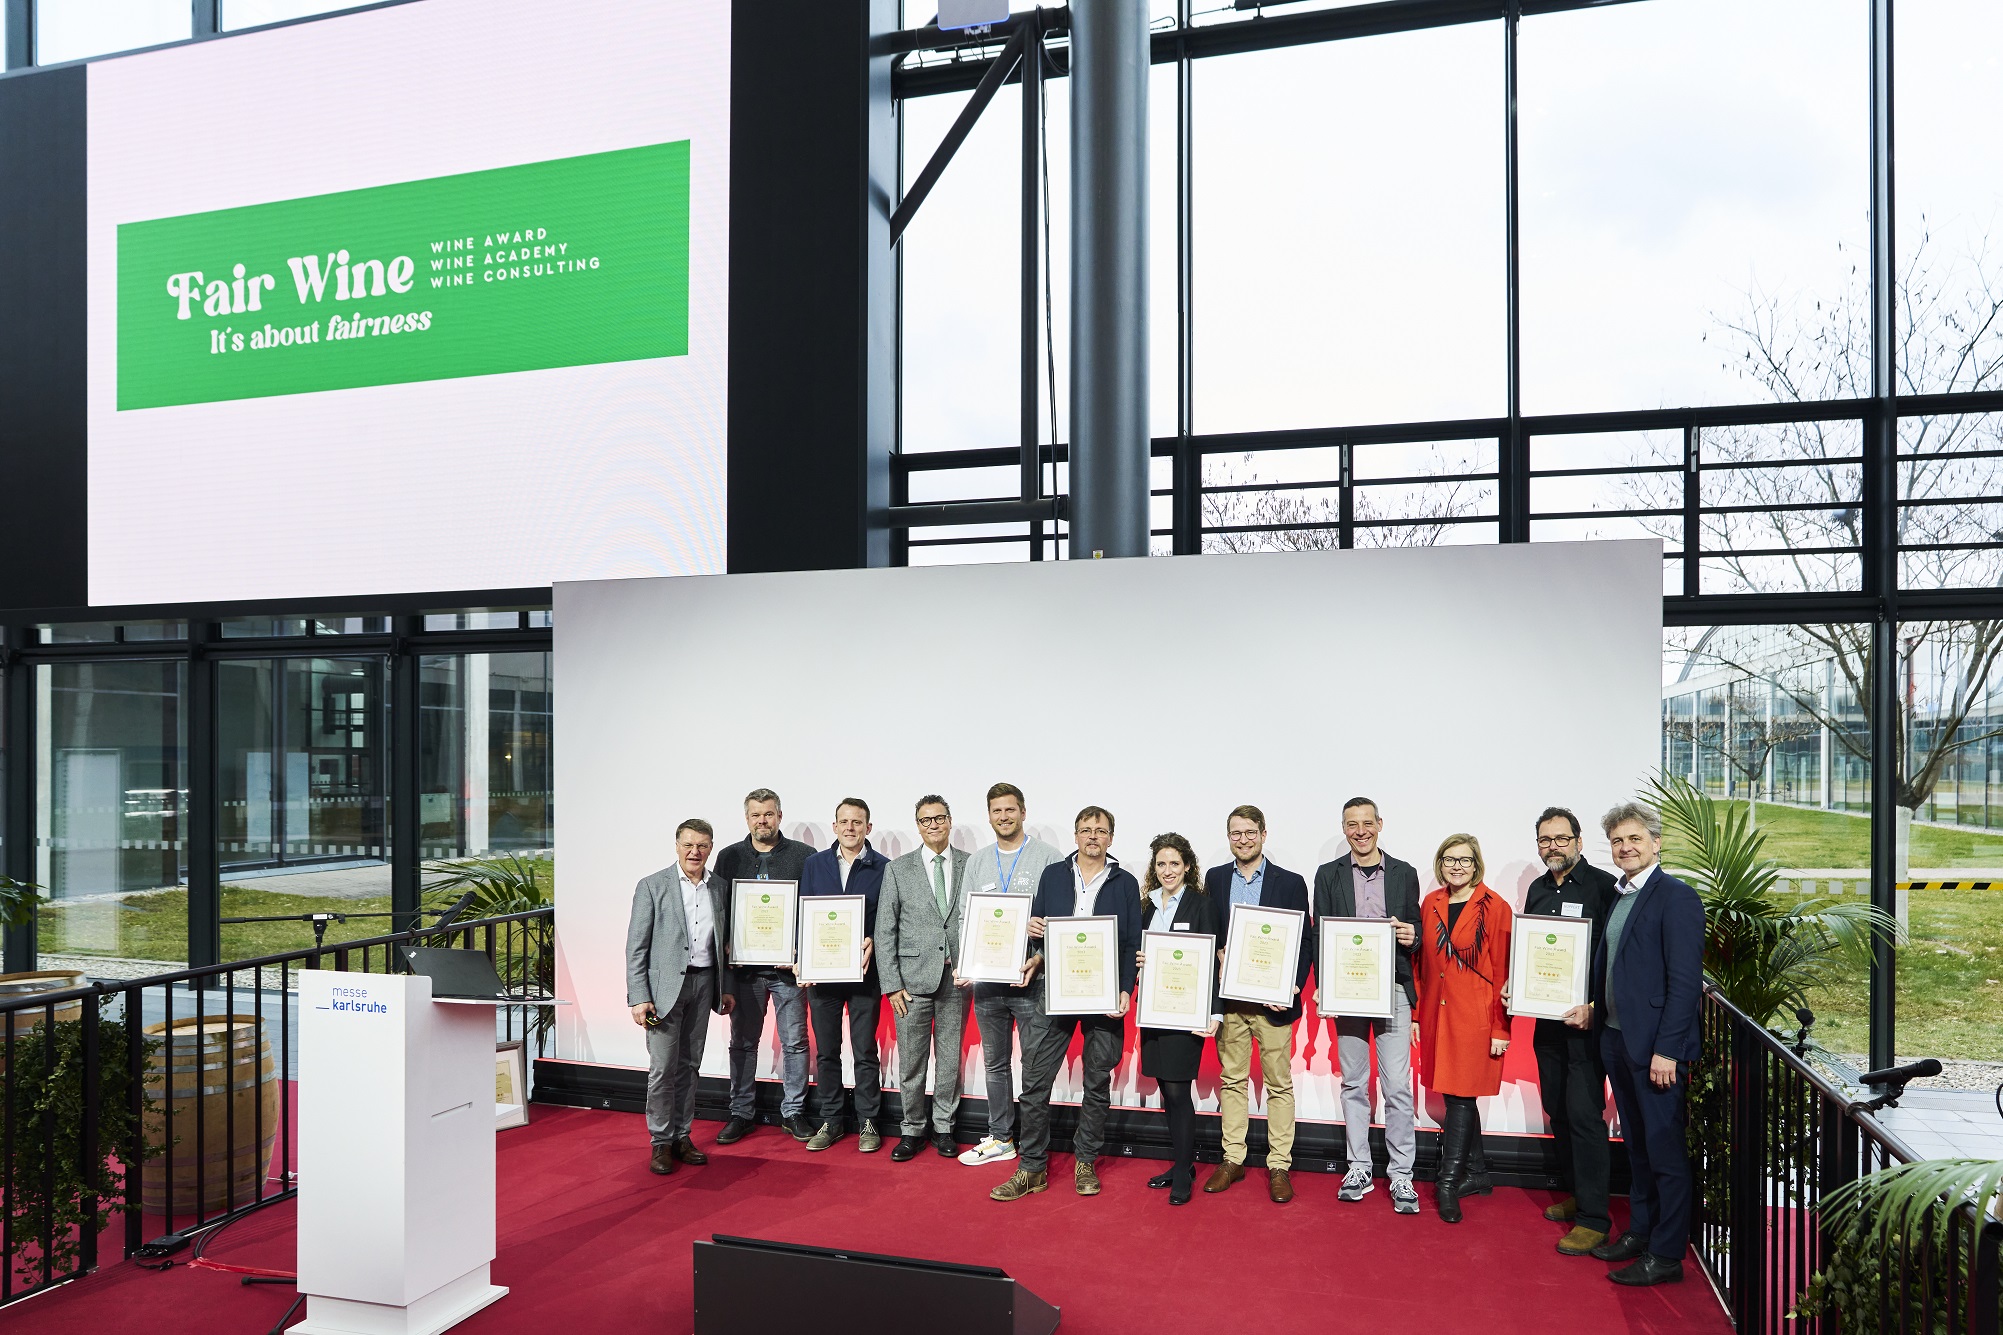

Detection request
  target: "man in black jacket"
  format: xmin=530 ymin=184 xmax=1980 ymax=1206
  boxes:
xmin=989 ymin=806 xmax=1143 ymax=1203
xmin=1201 ymin=804 xmax=1313 ymax=1205
xmin=1311 ymin=797 xmax=1423 ymax=1215
xmin=1521 ymin=806 xmax=1618 ymax=1255
xmin=712 ymin=788 xmax=816 ymax=1145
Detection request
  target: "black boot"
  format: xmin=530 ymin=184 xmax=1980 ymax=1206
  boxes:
xmin=1436 ymin=1099 xmax=1472 ymax=1224
xmin=1461 ymin=1120 xmax=1493 ymax=1196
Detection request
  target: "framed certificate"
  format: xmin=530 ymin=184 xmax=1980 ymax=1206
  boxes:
xmin=1042 ymin=915 xmax=1120 ymax=1015
xmin=1217 ymin=903 xmax=1305 ymax=1008
xmin=1508 ymin=913 xmax=1593 ymax=1019
xmin=957 ymin=892 xmax=1032 ymax=984
xmin=1137 ymin=931 xmax=1216 ymax=1031
xmin=729 ymin=879 xmax=798 ymax=966
xmin=796 ymin=894 xmax=866 ymax=983
xmin=1318 ymin=917 xmax=1397 ymax=1019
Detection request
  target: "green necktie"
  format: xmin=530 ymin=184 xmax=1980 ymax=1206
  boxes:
xmin=932 ymin=854 xmax=949 ymax=920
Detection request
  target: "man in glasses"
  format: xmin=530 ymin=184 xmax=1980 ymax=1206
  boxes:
xmin=959 ymin=783 xmax=1063 ymax=1169
xmin=1522 ymin=806 xmax=1618 ymax=1255
xmin=877 ymin=795 xmax=973 ymax=1161
xmin=1311 ymin=796 xmax=1423 ymax=1214
xmin=1202 ymin=804 xmax=1313 ymax=1204
xmin=990 ymin=805 xmax=1143 ymax=1202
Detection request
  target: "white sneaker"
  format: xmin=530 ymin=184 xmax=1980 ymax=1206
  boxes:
xmin=958 ymin=1136 xmax=1018 ymax=1167
xmin=1338 ymin=1165 xmax=1375 ymax=1201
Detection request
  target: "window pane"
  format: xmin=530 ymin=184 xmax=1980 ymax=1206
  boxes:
xmin=1530 ymin=430 xmax=1681 ymax=592
xmin=1196 ymin=23 xmax=1504 ymax=431
xmin=419 ymin=652 xmax=552 ymax=860
xmin=1695 ymin=419 xmax=1863 ymax=594
xmin=34 ymin=0 xmax=189 ymax=63
xmin=1895 ymin=1 xmax=2003 ymax=397
xmin=1201 ymin=447 xmax=1342 ymax=553
xmin=1899 ymin=412 xmax=2003 ymax=590
xmin=1521 ymin=0 xmax=1865 ymax=413
xmin=221 ymin=0 xmax=363 ymax=30
xmin=35 ymin=660 xmax=188 ymax=968
xmin=907 ymin=534 xmax=1035 ymax=565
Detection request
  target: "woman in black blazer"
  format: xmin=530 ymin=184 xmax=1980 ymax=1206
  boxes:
xmin=1136 ymin=831 xmax=1221 ymax=1205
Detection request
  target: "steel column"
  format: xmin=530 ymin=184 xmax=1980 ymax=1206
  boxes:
xmin=1864 ymin=0 xmax=1898 ymax=1073
xmin=390 ymin=616 xmax=423 ymax=934
xmin=1500 ymin=0 xmax=1527 ymax=543
xmin=185 ymin=621 xmax=220 ymax=969
xmin=1068 ymin=0 xmax=1151 ymax=559
xmin=2 ymin=627 xmax=35 ymax=971
xmin=1022 ymin=16 xmax=1046 ymax=558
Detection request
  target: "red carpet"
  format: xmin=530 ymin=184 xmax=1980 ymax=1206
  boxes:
xmin=13 ymin=1106 xmax=1730 ymax=1335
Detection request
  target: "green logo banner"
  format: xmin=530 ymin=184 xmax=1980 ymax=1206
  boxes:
xmin=117 ymin=141 xmax=690 ymax=410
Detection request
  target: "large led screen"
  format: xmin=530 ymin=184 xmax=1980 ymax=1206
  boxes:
xmin=85 ymin=0 xmax=729 ymax=605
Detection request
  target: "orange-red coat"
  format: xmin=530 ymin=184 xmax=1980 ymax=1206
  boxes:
xmin=1415 ymin=883 xmax=1513 ymax=1098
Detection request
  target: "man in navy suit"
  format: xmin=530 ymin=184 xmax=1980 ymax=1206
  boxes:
xmin=1571 ymin=800 xmax=1705 ymax=1287
xmin=989 ymin=805 xmax=1144 ymax=1203
xmin=799 ymin=798 xmax=891 ymax=1154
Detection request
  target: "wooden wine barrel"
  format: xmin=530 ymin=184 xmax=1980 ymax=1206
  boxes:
xmin=0 ymin=971 xmax=87 ymax=1072
xmin=140 ymin=1014 xmax=280 ymax=1216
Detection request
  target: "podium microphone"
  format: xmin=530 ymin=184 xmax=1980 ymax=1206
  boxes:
xmin=431 ymin=892 xmax=477 ymax=934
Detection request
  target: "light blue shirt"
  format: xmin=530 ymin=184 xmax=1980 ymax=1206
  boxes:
xmin=1150 ymin=885 xmax=1188 ymax=927
xmin=1229 ymin=860 xmax=1265 ymax=910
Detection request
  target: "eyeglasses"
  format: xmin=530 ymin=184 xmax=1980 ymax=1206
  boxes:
xmin=916 ymin=815 xmax=951 ymax=828
xmin=1228 ymin=830 xmax=1262 ymax=841
xmin=1440 ymin=855 xmax=1476 ymax=869
xmin=1536 ymin=835 xmax=1576 ymax=848
xmin=1077 ymin=826 xmax=1111 ymax=838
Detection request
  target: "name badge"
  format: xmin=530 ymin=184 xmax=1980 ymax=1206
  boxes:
xmin=980 ymin=882 xmax=998 ymax=892
xmin=1561 ymin=902 xmax=1584 ymax=918
xmin=1172 ymin=922 xmax=1192 ymax=931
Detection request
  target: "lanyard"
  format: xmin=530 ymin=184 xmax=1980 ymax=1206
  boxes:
xmin=995 ymin=841 xmax=1028 ymax=893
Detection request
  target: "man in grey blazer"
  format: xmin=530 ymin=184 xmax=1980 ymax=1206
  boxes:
xmin=627 ymin=817 xmax=736 ymax=1176
xmin=877 ymin=794 xmax=972 ymax=1161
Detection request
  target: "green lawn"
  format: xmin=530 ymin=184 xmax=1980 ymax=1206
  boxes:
xmin=41 ymin=885 xmax=411 ymax=965
xmin=1665 ymin=801 xmax=2003 ymax=870
xmin=1796 ymin=888 xmax=2003 ymax=1062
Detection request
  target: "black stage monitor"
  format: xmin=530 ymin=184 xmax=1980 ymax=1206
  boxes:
xmin=694 ymin=1235 xmax=1058 ymax=1335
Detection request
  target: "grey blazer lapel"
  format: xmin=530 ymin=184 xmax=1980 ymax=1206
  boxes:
xmin=660 ymin=869 xmax=690 ymax=958
xmin=945 ymin=846 xmax=971 ymax=938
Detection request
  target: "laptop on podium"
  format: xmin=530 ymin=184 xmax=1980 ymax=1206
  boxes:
xmin=398 ymin=946 xmax=563 ymax=1005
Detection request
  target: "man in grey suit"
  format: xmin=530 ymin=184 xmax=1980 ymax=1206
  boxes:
xmin=877 ymin=794 xmax=972 ymax=1162
xmin=627 ymin=817 xmax=736 ymax=1176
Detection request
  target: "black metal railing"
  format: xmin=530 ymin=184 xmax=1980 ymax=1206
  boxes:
xmin=1693 ymin=985 xmax=2003 ymax=1334
xmin=0 ymin=907 xmax=553 ymax=1307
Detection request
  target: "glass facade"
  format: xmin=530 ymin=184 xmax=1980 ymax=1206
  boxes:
xmin=419 ymin=653 xmax=553 ymax=860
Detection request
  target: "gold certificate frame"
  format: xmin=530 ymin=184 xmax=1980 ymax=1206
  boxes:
xmin=1137 ymin=930 xmax=1216 ymax=1031
xmin=1042 ymin=915 xmax=1120 ymax=1015
xmin=1317 ymin=917 xmax=1397 ymax=1019
xmin=796 ymin=894 xmax=867 ymax=984
xmin=1507 ymin=913 xmax=1593 ymax=1019
xmin=957 ymin=892 xmax=1032 ymax=984
xmin=728 ymin=879 xmax=799 ymax=966
xmin=1217 ymin=903 xmax=1306 ymax=1008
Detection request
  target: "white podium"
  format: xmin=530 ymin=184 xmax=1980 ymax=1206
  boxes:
xmin=295 ymin=971 xmax=508 ymax=1335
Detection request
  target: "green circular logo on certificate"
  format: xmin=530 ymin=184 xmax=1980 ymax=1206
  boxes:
xmin=828 ymin=911 xmax=838 ymax=921
xmin=1173 ymin=949 xmax=1184 ymax=961
xmin=1075 ymin=932 xmax=1087 ymax=943
xmin=994 ymin=908 xmax=1004 ymax=918
xmin=761 ymin=893 xmax=771 ymax=904
xmin=1546 ymin=933 xmax=1557 ymax=944
xmin=1352 ymin=934 xmax=1363 ymax=945
xmin=1261 ymin=923 xmax=1272 ymax=935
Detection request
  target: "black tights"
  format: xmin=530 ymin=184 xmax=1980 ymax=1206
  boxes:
xmin=1160 ymin=1079 xmax=1196 ymax=1188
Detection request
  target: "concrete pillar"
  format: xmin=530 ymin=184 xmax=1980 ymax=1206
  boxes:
xmin=1068 ymin=0 xmax=1150 ymax=559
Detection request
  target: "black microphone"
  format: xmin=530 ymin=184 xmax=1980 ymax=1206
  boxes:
xmin=431 ymin=892 xmax=477 ymax=934
xmin=1859 ymin=1058 xmax=1942 ymax=1087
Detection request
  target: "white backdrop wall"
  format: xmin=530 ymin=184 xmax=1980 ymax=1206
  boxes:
xmin=553 ymin=541 xmax=1661 ymax=1135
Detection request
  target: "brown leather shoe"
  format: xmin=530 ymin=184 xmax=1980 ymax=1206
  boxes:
xmin=671 ymin=1137 xmax=708 ymax=1165
xmin=1203 ymin=1162 xmax=1246 ymax=1194
xmin=1268 ymin=1169 xmax=1295 ymax=1204
xmin=649 ymin=1145 xmax=676 ymax=1176
xmin=1075 ymin=1161 xmax=1102 ymax=1196
xmin=1543 ymin=1195 xmax=1578 ymax=1222
xmin=1557 ymin=1225 xmax=1607 ymax=1256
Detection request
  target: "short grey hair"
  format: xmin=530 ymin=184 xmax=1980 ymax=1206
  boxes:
xmin=1601 ymin=801 xmax=1662 ymax=841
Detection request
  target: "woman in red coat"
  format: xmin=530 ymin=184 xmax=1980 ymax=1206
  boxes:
xmin=1415 ymin=832 xmax=1513 ymax=1224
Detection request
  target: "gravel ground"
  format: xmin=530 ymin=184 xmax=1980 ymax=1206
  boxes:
xmin=1836 ymin=1053 xmax=2003 ymax=1092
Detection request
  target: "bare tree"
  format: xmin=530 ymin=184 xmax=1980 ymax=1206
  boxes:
xmin=1201 ymin=445 xmax=1492 ymax=553
xmin=1640 ymin=226 xmax=2003 ymax=819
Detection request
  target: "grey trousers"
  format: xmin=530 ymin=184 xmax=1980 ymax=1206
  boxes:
xmin=973 ymin=988 xmax=1042 ymax=1141
xmin=727 ymin=967 xmax=809 ymax=1118
xmin=644 ymin=966 xmax=717 ymax=1145
xmin=895 ymin=981 xmax=969 ymax=1135
xmin=1017 ymin=1016 xmax=1122 ymax=1174
xmin=1335 ymin=988 xmax=1417 ymax=1178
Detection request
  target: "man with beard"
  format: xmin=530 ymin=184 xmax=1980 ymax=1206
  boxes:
xmin=958 ymin=783 xmax=1064 ymax=1168
xmin=713 ymin=788 xmax=816 ymax=1145
xmin=1522 ymin=806 xmax=1618 ymax=1255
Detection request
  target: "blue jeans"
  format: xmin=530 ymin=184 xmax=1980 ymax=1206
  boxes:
xmin=727 ymin=968 xmax=809 ymax=1118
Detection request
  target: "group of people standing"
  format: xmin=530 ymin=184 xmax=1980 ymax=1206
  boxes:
xmin=625 ymin=783 xmax=1704 ymax=1289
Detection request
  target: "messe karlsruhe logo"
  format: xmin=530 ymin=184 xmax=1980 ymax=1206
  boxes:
xmin=116 ymin=140 xmax=690 ymax=410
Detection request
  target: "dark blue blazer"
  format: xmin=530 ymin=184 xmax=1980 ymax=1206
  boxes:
xmin=1203 ymin=859 xmax=1313 ymax=1026
xmin=799 ymin=841 xmax=889 ymax=936
xmin=1030 ymin=854 xmax=1145 ymax=999
xmin=1589 ymin=865 xmax=1706 ymax=1066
